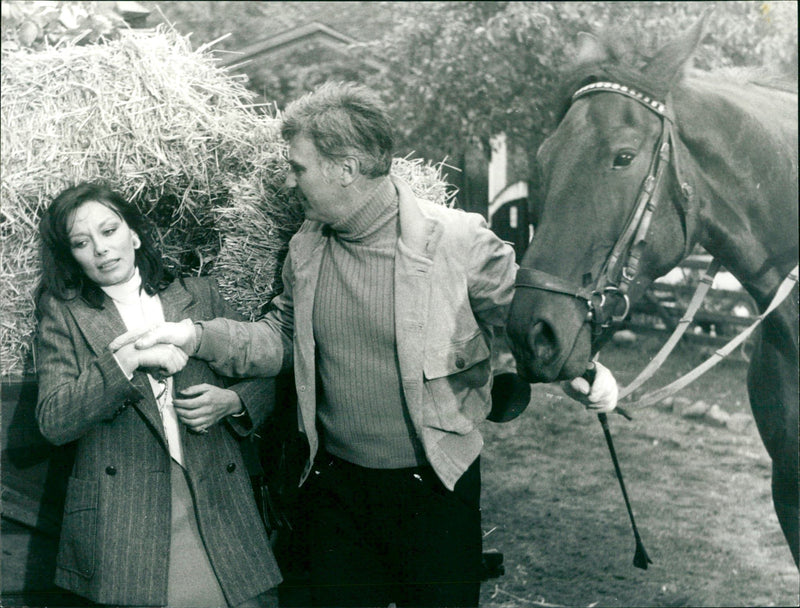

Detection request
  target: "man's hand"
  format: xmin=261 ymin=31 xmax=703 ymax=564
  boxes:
xmin=113 ymin=342 xmax=189 ymax=378
xmin=110 ymin=319 xmax=199 ymax=356
xmin=173 ymin=384 xmax=243 ymax=433
xmin=561 ymin=360 xmax=618 ymax=413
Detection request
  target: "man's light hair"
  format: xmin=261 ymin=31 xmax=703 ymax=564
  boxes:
xmin=281 ymin=82 xmax=394 ymax=178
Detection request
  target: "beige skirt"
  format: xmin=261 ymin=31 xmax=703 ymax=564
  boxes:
xmin=167 ymin=460 xmax=228 ymax=608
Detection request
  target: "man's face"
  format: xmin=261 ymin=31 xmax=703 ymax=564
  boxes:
xmin=285 ymin=135 xmax=348 ymax=224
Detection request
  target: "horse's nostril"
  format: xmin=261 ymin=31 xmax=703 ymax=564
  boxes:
xmin=529 ymin=320 xmax=557 ymax=364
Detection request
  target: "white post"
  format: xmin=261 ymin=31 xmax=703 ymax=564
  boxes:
xmin=488 ymin=132 xmax=507 ymax=204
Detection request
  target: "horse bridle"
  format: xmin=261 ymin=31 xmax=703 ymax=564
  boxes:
xmin=515 ymin=81 xmax=693 ymax=337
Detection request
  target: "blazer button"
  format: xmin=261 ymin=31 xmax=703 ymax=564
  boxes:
xmin=123 ymin=398 xmax=136 ymax=407
xmin=455 ymin=356 xmax=466 ymax=369
xmin=105 ymin=466 xmax=117 ymax=476
xmin=226 ymin=463 xmax=236 ymax=473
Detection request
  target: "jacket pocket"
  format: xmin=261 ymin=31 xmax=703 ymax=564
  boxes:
xmin=57 ymin=476 xmax=98 ymax=579
xmin=423 ymin=332 xmax=492 ymax=434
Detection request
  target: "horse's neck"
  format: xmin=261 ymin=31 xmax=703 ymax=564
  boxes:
xmin=673 ymin=78 xmax=798 ymax=311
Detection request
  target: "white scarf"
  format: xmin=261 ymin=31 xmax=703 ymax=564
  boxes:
xmin=102 ymin=268 xmax=185 ymax=466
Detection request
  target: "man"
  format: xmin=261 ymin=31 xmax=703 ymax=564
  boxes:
xmin=115 ymin=82 xmax=618 ymax=607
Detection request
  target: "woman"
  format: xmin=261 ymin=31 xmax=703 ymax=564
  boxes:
xmin=35 ymin=182 xmax=282 ymax=607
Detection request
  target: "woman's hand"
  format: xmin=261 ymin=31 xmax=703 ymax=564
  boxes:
xmin=561 ymin=360 xmax=618 ymax=413
xmin=173 ymin=383 xmax=243 ymax=434
xmin=113 ymin=341 xmax=188 ymax=378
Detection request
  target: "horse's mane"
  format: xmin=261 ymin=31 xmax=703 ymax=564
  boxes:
xmin=702 ymin=67 xmax=798 ymax=95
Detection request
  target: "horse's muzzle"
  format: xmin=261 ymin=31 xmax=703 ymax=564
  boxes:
xmin=507 ymin=294 xmax=592 ymax=383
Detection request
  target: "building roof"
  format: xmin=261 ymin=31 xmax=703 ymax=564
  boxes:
xmin=219 ymin=21 xmax=383 ymax=71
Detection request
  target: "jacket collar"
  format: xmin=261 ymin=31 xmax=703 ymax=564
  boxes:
xmin=392 ymin=175 xmax=442 ymax=260
xmin=289 ymin=175 xmax=443 ymax=269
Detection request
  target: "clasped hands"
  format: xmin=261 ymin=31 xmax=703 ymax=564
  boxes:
xmin=110 ymin=320 xmax=241 ymax=433
xmin=110 ymin=319 xmax=199 ymax=365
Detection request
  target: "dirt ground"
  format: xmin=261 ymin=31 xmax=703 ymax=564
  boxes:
xmin=478 ymin=333 xmax=798 ymax=607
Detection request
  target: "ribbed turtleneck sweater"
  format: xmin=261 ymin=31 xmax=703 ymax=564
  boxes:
xmin=313 ymin=178 xmax=426 ymax=468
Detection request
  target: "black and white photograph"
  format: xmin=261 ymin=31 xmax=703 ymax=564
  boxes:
xmin=1 ymin=2 xmax=797 ymax=607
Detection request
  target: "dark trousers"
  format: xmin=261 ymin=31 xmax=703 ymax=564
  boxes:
xmin=302 ymin=453 xmax=482 ymax=607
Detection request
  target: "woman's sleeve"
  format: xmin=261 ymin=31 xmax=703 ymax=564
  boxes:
xmin=34 ymin=295 xmax=142 ymax=445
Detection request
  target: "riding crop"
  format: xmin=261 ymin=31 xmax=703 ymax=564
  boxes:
xmin=584 ymin=362 xmax=653 ymax=570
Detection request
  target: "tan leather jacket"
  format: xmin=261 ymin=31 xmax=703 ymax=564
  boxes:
xmin=197 ymin=176 xmax=517 ymax=490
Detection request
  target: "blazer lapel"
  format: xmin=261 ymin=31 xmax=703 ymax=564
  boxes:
xmin=287 ymin=224 xmax=327 ymax=443
xmin=159 ymin=279 xmax=194 ymax=323
xmin=154 ymin=281 xmax=196 ymax=450
xmin=65 ymin=295 xmax=127 ymax=359
xmin=392 ymin=176 xmax=441 ymax=431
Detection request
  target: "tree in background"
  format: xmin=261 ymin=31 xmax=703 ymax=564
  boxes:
xmin=360 ymin=1 xmax=797 ymax=169
xmin=140 ymin=0 xmax=397 ymax=109
xmin=1 ymin=0 xmax=144 ymax=48
xmin=8 ymin=1 xmax=794 ymax=181
xmin=140 ymin=0 xmax=395 ymax=53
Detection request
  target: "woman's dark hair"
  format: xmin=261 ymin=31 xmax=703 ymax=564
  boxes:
xmin=38 ymin=182 xmax=172 ymax=308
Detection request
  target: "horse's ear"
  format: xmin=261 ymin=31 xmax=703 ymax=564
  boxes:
xmin=575 ymin=32 xmax=610 ymax=66
xmin=644 ymin=9 xmax=711 ymax=86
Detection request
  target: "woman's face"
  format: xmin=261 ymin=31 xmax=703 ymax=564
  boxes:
xmin=67 ymin=200 xmax=139 ymax=287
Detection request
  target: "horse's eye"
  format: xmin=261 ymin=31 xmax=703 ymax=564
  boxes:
xmin=613 ymin=151 xmax=636 ymax=169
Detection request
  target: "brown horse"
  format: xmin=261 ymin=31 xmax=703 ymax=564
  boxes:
xmin=506 ymin=17 xmax=799 ymax=565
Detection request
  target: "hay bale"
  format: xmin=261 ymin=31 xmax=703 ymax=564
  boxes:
xmin=1 ymin=26 xmax=278 ymax=376
xmin=0 ymin=27 xmax=454 ymax=376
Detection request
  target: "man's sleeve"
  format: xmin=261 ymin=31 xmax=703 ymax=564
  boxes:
xmin=195 ymin=252 xmax=296 ymax=379
xmin=465 ymin=214 xmax=518 ymax=327
xmin=201 ymin=279 xmax=281 ymax=434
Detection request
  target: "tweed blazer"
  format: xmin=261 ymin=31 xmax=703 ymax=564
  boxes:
xmin=35 ymin=276 xmax=281 ymax=607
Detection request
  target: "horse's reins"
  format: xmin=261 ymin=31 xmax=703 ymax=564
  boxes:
xmin=623 ymin=263 xmax=798 ymax=406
